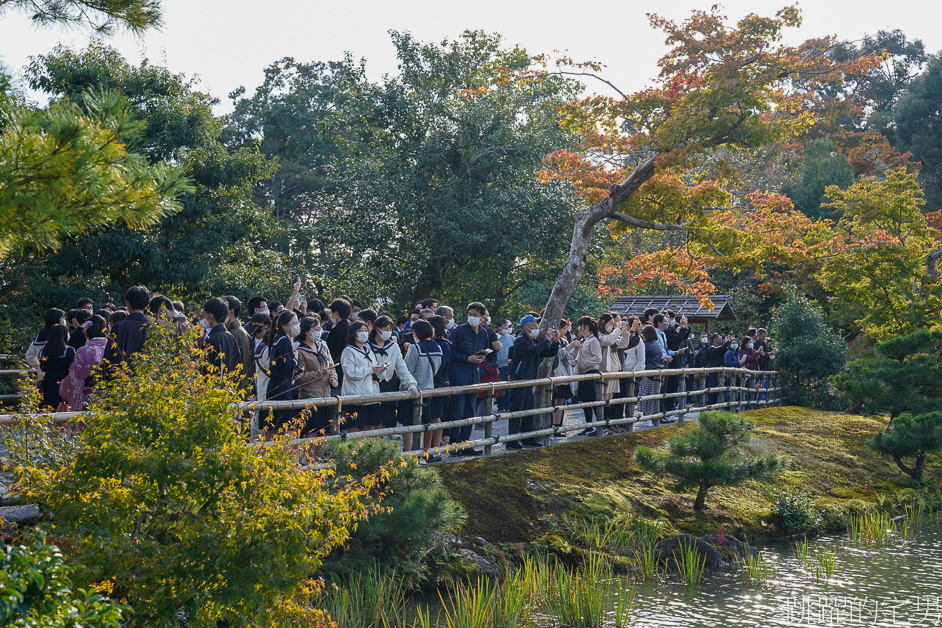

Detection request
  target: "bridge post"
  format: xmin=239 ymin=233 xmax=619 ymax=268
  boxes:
xmin=483 ymin=389 xmax=494 ymax=456
xmin=653 ymin=375 xmax=663 ymax=427
xmin=623 ymin=377 xmax=636 ymax=432
xmin=593 ymin=378 xmax=605 ymax=436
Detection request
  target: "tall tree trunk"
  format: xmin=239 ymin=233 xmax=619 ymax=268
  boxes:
xmin=411 ymin=258 xmax=446 ymax=306
xmin=894 ymin=452 xmax=926 ymax=481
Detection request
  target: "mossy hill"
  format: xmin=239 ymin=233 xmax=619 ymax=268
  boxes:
xmin=436 ymin=407 xmax=941 ymax=543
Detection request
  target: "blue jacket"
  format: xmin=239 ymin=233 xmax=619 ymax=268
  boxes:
xmin=724 ymin=349 xmax=742 ymax=368
xmin=448 ymin=323 xmax=490 ymax=386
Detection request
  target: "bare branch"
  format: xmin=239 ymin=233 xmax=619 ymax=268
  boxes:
xmin=610 ymin=212 xmax=690 ymax=231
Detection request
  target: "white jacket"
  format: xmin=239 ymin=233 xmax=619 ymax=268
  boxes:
xmin=341 ymin=345 xmax=382 ymax=398
xmin=369 ymin=340 xmax=417 ymax=391
xmin=599 ymin=327 xmax=628 ymax=374
xmin=622 ymin=335 xmax=646 ymax=372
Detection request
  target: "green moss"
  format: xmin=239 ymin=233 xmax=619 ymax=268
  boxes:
xmin=435 ymin=407 xmax=941 ymax=545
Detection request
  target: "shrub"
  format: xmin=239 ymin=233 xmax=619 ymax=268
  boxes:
xmin=322 ymin=438 xmax=465 ymax=585
xmin=0 ymin=535 xmax=126 ymax=627
xmin=770 ymin=287 xmax=848 ymax=408
xmin=771 ymin=490 xmax=822 ymax=533
xmin=5 ymin=326 xmax=371 ymax=627
xmin=635 ymin=411 xmax=785 ymax=511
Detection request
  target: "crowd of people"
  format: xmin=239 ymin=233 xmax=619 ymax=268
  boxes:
xmin=24 ymin=281 xmax=777 ymax=463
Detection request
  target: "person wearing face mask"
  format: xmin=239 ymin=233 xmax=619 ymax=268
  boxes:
xmin=723 ymin=336 xmax=747 ymax=405
xmin=326 ymin=298 xmax=353 ymax=388
xmin=598 ymin=312 xmax=629 ymax=425
xmin=199 ymin=298 xmax=241 ymax=378
xmin=293 ymin=316 xmax=338 ymax=439
xmin=77 ymin=297 xmax=94 ymax=316
xmin=260 ymin=310 xmax=300 ymax=434
xmin=620 ymin=316 xmax=646 ymax=419
xmin=435 ymin=306 xmax=455 ymax=336
xmin=549 ymin=319 xmax=578 ymax=428
xmin=572 ymin=316 xmax=603 ymax=436
xmin=369 ymin=315 xmax=419 ymax=433
xmin=426 ymin=315 xmax=452 ymax=453
xmin=495 ymin=319 xmax=514 ymax=413
xmin=663 ymin=313 xmax=692 ymax=415
xmin=506 ymin=315 xmax=560 ymax=449
xmin=473 ymin=309 xmax=505 ymax=422
xmin=705 ymin=333 xmax=732 ymax=405
xmin=446 ymin=302 xmax=491 ymax=455
xmin=340 ymin=321 xmax=386 ymax=432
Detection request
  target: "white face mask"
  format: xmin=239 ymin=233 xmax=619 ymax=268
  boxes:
xmin=502 ymin=327 xmax=513 ymax=335
xmin=485 ymin=315 xmax=492 ymax=326
xmin=356 ymin=331 xmax=369 ymax=344
xmin=747 ymin=342 xmax=754 ymax=349
xmin=288 ymin=324 xmax=301 ymax=338
xmin=446 ymin=319 xmax=455 ymax=329
xmin=260 ymin=308 xmax=270 ymax=316
xmin=467 ymin=316 xmax=481 ymax=327
xmin=351 ymin=312 xmax=360 ymax=321
xmin=199 ymin=319 xmax=211 ymax=329
xmin=527 ymin=328 xmax=540 ymax=339
xmin=701 ymin=337 xmax=709 ymax=344
xmin=379 ymin=330 xmax=392 ymax=341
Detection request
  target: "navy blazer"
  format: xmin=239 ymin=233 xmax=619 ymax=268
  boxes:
xmin=448 ymin=323 xmax=490 ymax=386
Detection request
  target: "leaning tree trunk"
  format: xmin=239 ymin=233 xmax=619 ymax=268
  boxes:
xmin=894 ymin=452 xmax=926 ymax=481
xmin=532 ymin=156 xmax=659 ymax=442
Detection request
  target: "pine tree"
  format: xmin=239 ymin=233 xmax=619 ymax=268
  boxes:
xmin=634 ymin=412 xmax=785 ymax=511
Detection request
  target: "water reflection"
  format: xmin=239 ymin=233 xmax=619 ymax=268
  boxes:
xmin=627 ymin=523 xmax=942 ymax=627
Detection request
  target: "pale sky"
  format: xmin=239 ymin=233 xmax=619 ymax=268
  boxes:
xmin=3 ymin=0 xmax=941 ymax=112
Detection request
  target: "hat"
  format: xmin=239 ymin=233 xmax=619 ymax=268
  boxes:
xmin=519 ymin=314 xmax=541 ymax=327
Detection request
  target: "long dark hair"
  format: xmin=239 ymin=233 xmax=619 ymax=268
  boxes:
xmin=37 ymin=308 xmax=65 ymax=343
xmin=265 ymin=310 xmax=296 ymax=347
xmin=598 ymin=312 xmax=616 ymax=334
xmin=41 ymin=324 xmax=69 ymax=359
xmin=577 ymin=316 xmax=598 ymax=338
xmin=641 ymin=325 xmax=658 ymax=343
xmin=85 ymin=314 xmax=108 ymax=340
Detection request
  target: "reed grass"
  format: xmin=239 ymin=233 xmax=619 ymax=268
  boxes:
xmin=792 ymin=536 xmax=813 ymax=568
xmin=846 ymin=511 xmax=895 ymax=544
xmin=739 ymin=549 xmax=775 ymax=585
xmin=614 ymin=583 xmax=635 ymax=628
xmin=901 ymin=503 xmax=926 ymax=538
xmin=540 ymin=552 xmax=614 ymax=628
xmin=316 ymin=570 xmax=410 ymax=628
xmin=812 ymin=546 xmax=836 ymax=580
xmin=672 ymin=542 xmax=706 ymax=586
xmin=438 ymin=578 xmax=496 ymax=628
xmin=630 ymin=537 xmax=661 ymax=581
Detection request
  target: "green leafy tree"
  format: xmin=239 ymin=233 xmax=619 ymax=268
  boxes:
xmin=6 ymin=326 xmax=370 ymax=626
xmin=634 ymin=411 xmax=785 ymax=511
xmin=892 ymin=53 xmax=942 ymax=209
xmin=782 ymin=138 xmax=855 ymax=220
xmin=833 ymin=329 xmax=942 ymax=419
xmin=819 ymin=169 xmax=942 ymax=339
xmin=770 ymin=288 xmax=848 ymax=408
xmin=0 ymin=535 xmax=126 ymax=627
xmin=313 ymin=30 xmax=580 ymax=310
xmin=0 ymin=44 xmax=292 ymax=353
xmin=867 ymin=412 xmax=942 ymax=481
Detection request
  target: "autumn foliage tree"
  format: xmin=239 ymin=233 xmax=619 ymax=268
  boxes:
xmin=529 ymin=5 xmax=883 ymax=332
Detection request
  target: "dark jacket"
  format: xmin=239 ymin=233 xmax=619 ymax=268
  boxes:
xmin=643 ymin=339 xmax=664 ymax=370
xmin=706 ymin=341 xmax=731 ymax=368
xmin=112 ymin=312 xmax=149 ymax=364
xmin=434 ymin=337 xmax=452 ymax=387
xmin=326 ymin=319 xmax=350 ymax=383
xmin=68 ymin=327 xmax=86 ymax=351
xmin=665 ymin=325 xmax=691 ymax=352
xmin=509 ymin=333 xmax=559 ymax=381
xmin=204 ymin=324 xmax=241 ymax=376
xmin=448 ymin=323 xmax=490 ymax=386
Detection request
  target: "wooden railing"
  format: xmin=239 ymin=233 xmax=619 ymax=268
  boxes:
xmin=1 ymin=367 xmax=781 ymax=458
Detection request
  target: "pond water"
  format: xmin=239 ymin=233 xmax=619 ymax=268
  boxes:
xmin=416 ymin=520 xmax=942 ymax=628
xmin=596 ymin=521 xmax=942 ymax=628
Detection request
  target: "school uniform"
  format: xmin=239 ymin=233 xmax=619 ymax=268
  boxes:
xmin=340 ymin=344 xmax=380 ymax=429
xmin=370 ymin=339 xmax=418 ymax=428
xmin=405 ymin=339 xmax=443 ymax=424
xmin=294 ymin=340 xmax=335 ymax=435
xmin=203 ymin=324 xmax=241 ymax=377
xmin=265 ymin=333 xmax=297 ymax=432
xmin=432 ymin=337 xmax=452 ymax=420
xmin=39 ymin=346 xmax=75 ymax=409
xmin=112 ymin=312 xmax=149 ymax=366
